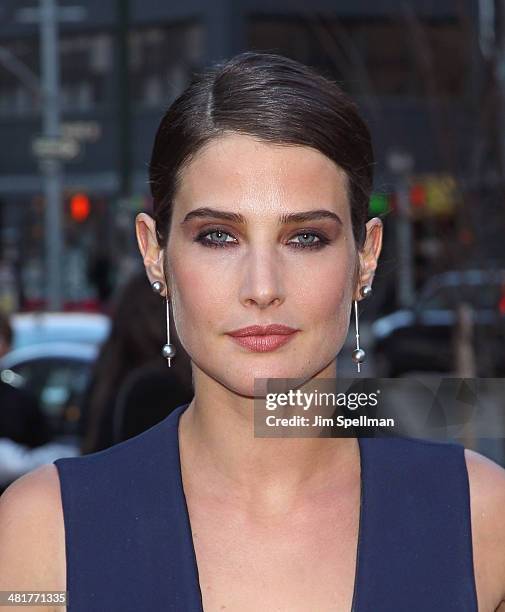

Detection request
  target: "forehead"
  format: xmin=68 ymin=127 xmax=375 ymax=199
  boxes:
xmin=173 ymin=132 xmax=349 ymax=216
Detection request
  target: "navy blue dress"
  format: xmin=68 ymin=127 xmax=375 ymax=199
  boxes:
xmin=54 ymin=402 xmax=478 ymax=611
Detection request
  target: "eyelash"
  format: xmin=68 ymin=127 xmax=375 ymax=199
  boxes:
xmin=194 ymin=228 xmax=331 ymax=251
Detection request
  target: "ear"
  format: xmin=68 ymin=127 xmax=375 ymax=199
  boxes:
xmin=135 ymin=213 xmax=167 ymax=296
xmin=353 ymin=217 xmax=383 ymax=301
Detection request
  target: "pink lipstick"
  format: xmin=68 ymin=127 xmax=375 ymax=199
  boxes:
xmin=227 ymin=324 xmax=299 ymax=352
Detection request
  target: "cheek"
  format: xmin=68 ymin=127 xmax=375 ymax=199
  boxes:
xmin=167 ymin=253 xmax=231 ymax=341
xmin=300 ymin=266 xmax=351 ymax=325
xmin=294 ymin=254 xmax=355 ymax=360
xmin=297 ymin=245 xmax=355 ymax=315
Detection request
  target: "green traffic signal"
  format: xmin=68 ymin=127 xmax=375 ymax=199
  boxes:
xmin=369 ymin=193 xmax=390 ymax=215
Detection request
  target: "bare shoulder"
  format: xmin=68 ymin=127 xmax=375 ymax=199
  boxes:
xmin=464 ymin=448 xmax=505 ymax=611
xmin=0 ymin=464 xmax=66 ymax=608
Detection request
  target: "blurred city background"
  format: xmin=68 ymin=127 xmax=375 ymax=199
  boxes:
xmin=0 ymin=0 xmax=504 ymax=489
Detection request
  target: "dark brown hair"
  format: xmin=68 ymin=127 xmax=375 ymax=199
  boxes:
xmin=149 ymin=51 xmax=374 ymax=252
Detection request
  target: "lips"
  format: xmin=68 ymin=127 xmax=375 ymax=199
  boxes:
xmin=226 ymin=324 xmax=300 ymax=353
xmin=227 ymin=324 xmax=298 ymax=337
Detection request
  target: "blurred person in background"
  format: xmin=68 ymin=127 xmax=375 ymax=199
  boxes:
xmin=86 ymin=245 xmax=114 ymax=313
xmin=80 ymin=270 xmax=193 ymax=454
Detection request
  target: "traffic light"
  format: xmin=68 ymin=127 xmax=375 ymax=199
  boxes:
xmin=408 ymin=175 xmax=457 ymax=217
xmin=424 ymin=175 xmax=457 ymax=216
xmin=69 ymin=192 xmax=90 ymax=222
xmin=409 ymin=183 xmax=426 ymax=208
xmin=369 ymin=192 xmax=390 ymax=215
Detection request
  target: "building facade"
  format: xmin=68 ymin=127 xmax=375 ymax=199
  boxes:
xmin=0 ymin=0 xmax=492 ymax=310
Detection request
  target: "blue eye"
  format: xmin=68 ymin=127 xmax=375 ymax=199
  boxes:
xmin=195 ymin=229 xmax=237 ymax=248
xmin=288 ymin=233 xmax=327 ymax=250
xmin=194 ymin=229 xmax=330 ymax=250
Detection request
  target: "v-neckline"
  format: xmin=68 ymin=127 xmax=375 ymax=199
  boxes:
xmin=173 ymin=403 xmax=366 ymax=612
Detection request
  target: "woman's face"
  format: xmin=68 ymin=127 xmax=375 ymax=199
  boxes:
xmin=141 ymin=133 xmax=376 ymax=398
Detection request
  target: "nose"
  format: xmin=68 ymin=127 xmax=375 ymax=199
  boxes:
xmin=239 ymin=246 xmax=285 ymax=309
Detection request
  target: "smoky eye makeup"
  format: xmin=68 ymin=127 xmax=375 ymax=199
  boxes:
xmin=192 ymin=226 xmax=333 ymax=251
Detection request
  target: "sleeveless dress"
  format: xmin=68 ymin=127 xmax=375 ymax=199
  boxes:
xmin=54 ymin=402 xmax=479 ymax=611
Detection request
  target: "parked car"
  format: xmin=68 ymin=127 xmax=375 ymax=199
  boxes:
xmin=9 ymin=311 xmax=110 ymax=350
xmin=1 ymin=342 xmax=101 ymax=442
xmin=372 ymin=269 xmax=505 ymax=377
xmin=0 ymin=312 xmax=110 ymax=491
xmin=1 ymin=312 xmax=111 ymax=441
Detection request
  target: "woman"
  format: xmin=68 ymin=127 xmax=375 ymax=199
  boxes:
xmin=1 ymin=51 xmax=505 ymax=612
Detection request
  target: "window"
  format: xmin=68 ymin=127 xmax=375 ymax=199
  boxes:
xmin=248 ymin=15 xmax=468 ymax=98
xmin=420 ymin=281 xmax=503 ymax=311
xmin=0 ymin=38 xmax=39 ymax=115
xmin=59 ymin=33 xmax=112 ymax=111
xmin=0 ymin=32 xmax=113 ymax=116
xmin=129 ymin=21 xmax=204 ymax=108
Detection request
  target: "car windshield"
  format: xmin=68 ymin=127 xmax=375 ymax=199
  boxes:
xmin=420 ymin=282 xmax=504 ymax=311
xmin=11 ymin=317 xmax=110 ymax=350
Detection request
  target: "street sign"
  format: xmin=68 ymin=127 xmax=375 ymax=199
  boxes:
xmin=31 ymin=135 xmax=80 ymax=161
xmin=61 ymin=121 xmax=101 ymax=142
xmin=17 ymin=6 xmax=86 ymax=23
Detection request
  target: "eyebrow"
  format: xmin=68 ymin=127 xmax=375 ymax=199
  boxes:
xmin=180 ymin=207 xmax=343 ymax=227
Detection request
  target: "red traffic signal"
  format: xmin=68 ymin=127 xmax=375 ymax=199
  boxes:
xmin=69 ymin=192 xmax=90 ymax=222
xmin=409 ymin=184 xmax=426 ymax=208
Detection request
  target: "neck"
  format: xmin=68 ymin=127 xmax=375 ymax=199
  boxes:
xmin=178 ymin=360 xmax=359 ymax=518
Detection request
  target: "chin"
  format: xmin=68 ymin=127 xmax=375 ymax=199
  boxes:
xmin=221 ymin=363 xmax=322 ymax=399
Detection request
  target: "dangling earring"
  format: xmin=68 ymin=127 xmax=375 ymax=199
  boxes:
xmin=352 ymin=284 xmax=372 ymax=373
xmin=151 ymin=280 xmax=176 ymax=367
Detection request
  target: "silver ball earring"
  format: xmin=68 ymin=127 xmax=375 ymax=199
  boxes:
xmin=351 ymin=284 xmax=372 ymax=372
xmin=151 ymin=280 xmax=163 ymax=294
xmin=360 ymin=284 xmax=373 ymax=299
xmin=151 ymin=280 xmax=176 ymax=367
